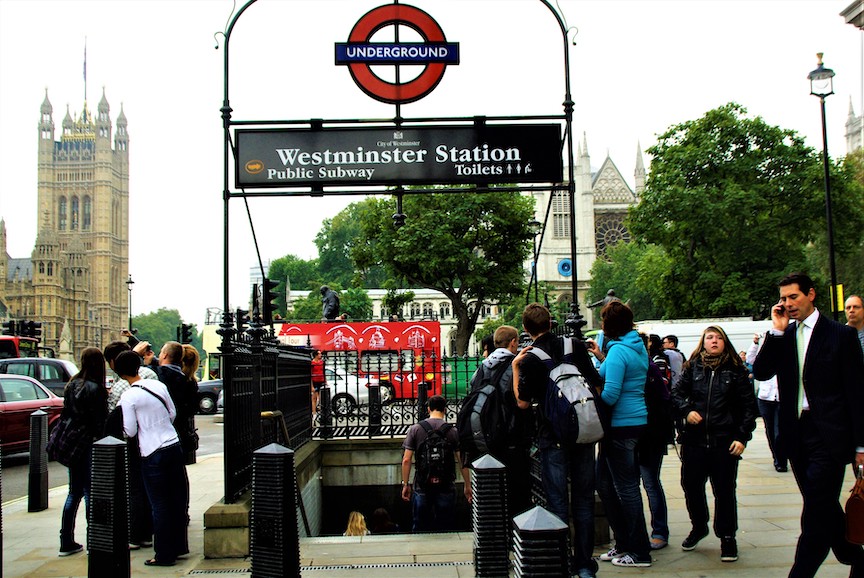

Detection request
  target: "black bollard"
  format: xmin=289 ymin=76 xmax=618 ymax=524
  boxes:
xmin=88 ymin=436 xmax=130 ymax=578
xmin=471 ymin=454 xmax=510 ymax=577
xmin=512 ymin=506 xmax=569 ymax=577
xmin=251 ymin=443 xmax=300 ymax=578
xmin=28 ymin=410 xmax=49 ymax=512
xmin=319 ymin=386 xmax=332 ymax=439
xmin=416 ymin=381 xmax=429 ymax=422
xmin=368 ymin=383 xmax=381 ymax=436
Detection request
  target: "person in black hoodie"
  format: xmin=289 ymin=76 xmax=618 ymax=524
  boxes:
xmin=58 ymin=347 xmax=108 ymax=557
xmin=671 ymin=325 xmax=757 ymax=563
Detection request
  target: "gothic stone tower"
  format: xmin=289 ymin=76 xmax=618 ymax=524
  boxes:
xmin=33 ymin=88 xmax=129 ymax=358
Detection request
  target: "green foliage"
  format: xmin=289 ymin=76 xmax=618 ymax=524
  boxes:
xmin=382 ymin=287 xmax=415 ymax=319
xmin=134 ymin=308 xmax=201 ymax=352
xmin=588 ymin=242 xmax=669 ymax=321
xmin=629 ymin=103 xmax=827 ymax=318
xmin=283 ymin=286 xmax=373 ymax=322
xmin=315 ymin=204 xmax=388 ymax=288
xmin=268 ymin=254 xmax=321 ymax=317
xmin=351 ymin=191 xmax=536 ymax=354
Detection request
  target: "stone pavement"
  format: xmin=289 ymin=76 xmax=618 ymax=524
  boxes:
xmin=2 ymin=421 xmax=859 ymax=577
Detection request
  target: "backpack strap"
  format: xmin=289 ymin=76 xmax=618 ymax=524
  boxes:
xmin=420 ymin=420 xmax=434 ymax=435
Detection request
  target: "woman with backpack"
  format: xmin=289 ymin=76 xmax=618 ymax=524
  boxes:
xmin=587 ymin=301 xmax=652 ymax=568
xmin=671 ymin=325 xmax=757 ymax=563
xmin=640 ymin=334 xmax=676 ymax=550
xmin=57 ymin=347 xmax=109 ymax=557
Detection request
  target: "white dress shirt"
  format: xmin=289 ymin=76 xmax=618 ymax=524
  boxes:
xmin=119 ymin=378 xmax=178 ymax=458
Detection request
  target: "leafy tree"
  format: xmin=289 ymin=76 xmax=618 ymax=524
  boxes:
xmin=629 ymin=103 xmax=832 ymax=318
xmin=352 ymin=191 xmax=536 ymax=354
xmin=315 ymin=204 xmax=388 ymax=288
xmin=587 ymin=242 xmax=669 ymax=321
xmin=267 ymin=254 xmax=321 ymax=318
xmin=283 ymin=285 xmax=373 ymax=322
xmin=381 ymin=286 xmax=415 ymax=320
xmin=134 ymin=308 xmax=201 ymax=352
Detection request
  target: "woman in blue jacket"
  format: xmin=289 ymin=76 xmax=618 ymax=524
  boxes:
xmin=671 ymin=325 xmax=757 ymax=563
xmin=588 ymin=301 xmax=652 ymax=568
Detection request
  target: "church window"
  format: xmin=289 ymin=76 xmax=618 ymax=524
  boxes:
xmin=410 ymin=302 xmax=421 ymax=318
xmin=83 ymin=196 xmax=91 ymax=230
xmin=552 ymin=192 xmax=571 ymax=238
xmin=38 ymin=263 xmax=45 ymax=274
xmin=58 ymin=197 xmax=67 ymax=230
xmin=47 ymin=263 xmax=53 ymax=276
xmin=422 ymin=302 xmax=434 ymax=318
xmin=71 ymin=197 xmax=79 ymax=230
xmin=594 ymin=213 xmax=630 ymax=258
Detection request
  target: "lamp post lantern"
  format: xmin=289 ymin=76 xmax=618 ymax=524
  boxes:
xmin=808 ymin=53 xmax=839 ymax=320
xmin=527 ymin=219 xmax=542 ymax=304
xmin=125 ymin=274 xmax=135 ymax=332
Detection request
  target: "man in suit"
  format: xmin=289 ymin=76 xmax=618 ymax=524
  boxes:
xmin=753 ymin=273 xmax=864 ymax=578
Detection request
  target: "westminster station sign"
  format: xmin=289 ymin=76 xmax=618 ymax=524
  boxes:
xmin=236 ymin=125 xmax=562 ymax=188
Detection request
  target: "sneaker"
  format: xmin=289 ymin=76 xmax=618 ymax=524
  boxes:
xmin=611 ymin=553 xmax=652 ymax=568
xmin=650 ymin=537 xmax=668 ymax=550
xmin=720 ymin=537 xmax=738 ymax=562
xmin=59 ymin=543 xmax=84 ymax=557
xmin=599 ymin=546 xmax=621 ymax=561
xmin=682 ymin=527 xmax=709 ymax=551
xmin=128 ymin=543 xmax=140 ymax=550
xmin=131 ymin=540 xmax=153 ymax=548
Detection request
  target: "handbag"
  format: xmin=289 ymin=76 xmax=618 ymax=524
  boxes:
xmin=846 ymin=464 xmax=864 ymax=545
xmin=46 ymin=415 xmax=88 ymax=467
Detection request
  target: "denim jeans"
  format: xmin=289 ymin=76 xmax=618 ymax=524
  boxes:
xmin=141 ymin=443 xmax=188 ymax=563
xmin=596 ymin=437 xmax=651 ymax=560
xmin=639 ymin=444 xmax=669 ymax=541
xmin=60 ymin=450 xmax=92 ymax=548
xmin=757 ymin=399 xmax=787 ymax=470
xmin=411 ymin=487 xmax=455 ymax=533
xmin=540 ymin=444 xmax=596 ymax=573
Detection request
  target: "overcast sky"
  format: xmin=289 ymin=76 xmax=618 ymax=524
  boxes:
xmin=0 ymin=0 xmax=861 ymax=329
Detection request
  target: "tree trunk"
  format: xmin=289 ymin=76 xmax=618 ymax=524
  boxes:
xmin=449 ymin=296 xmax=480 ymax=356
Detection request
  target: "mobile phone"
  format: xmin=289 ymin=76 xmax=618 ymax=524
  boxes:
xmin=774 ymin=304 xmax=786 ymax=316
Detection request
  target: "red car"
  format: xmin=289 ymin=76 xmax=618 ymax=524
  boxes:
xmin=0 ymin=374 xmax=65 ymax=455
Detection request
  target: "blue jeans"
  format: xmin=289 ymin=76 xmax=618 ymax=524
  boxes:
xmin=141 ymin=443 xmax=188 ymax=562
xmin=60 ymin=450 xmax=91 ymax=548
xmin=411 ymin=487 xmax=455 ymax=533
xmin=639 ymin=444 xmax=669 ymax=541
xmin=596 ymin=437 xmax=651 ymax=560
xmin=540 ymin=444 xmax=596 ymax=573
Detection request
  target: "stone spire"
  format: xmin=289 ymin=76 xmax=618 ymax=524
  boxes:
xmin=634 ymin=141 xmax=646 ymax=197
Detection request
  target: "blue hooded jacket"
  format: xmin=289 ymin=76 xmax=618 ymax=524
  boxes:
xmin=599 ymin=329 xmax=649 ymax=428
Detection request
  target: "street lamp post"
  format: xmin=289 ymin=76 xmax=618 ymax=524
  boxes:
xmin=125 ymin=274 xmax=135 ymax=331
xmin=808 ymin=53 xmax=839 ymax=320
xmin=527 ymin=219 xmax=542 ymax=304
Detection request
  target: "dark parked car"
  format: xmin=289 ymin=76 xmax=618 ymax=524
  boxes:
xmin=0 ymin=374 xmax=65 ymax=454
xmin=0 ymin=357 xmax=78 ymax=396
xmin=197 ymin=380 xmax=223 ymax=415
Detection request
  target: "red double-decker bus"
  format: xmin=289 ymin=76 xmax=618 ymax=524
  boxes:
xmin=276 ymin=320 xmax=442 ymax=402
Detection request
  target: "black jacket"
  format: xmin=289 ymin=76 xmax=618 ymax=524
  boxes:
xmin=671 ymin=356 xmax=757 ymax=449
xmin=156 ymin=365 xmax=199 ymax=457
xmin=63 ymin=378 xmax=108 ymax=447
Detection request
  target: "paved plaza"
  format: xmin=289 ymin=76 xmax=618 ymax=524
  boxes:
xmin=2 ymin=420 xmax=858 ymax=577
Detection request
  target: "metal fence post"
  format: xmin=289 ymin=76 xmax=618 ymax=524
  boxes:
xmin=88 ymin=436 xmax=130 ymax=578
xmin=471 ymin=454 xmax=510 ymax=577
xmin=512 ymin=506 xmax=569 ymax=577
xmin=319 ymin=387 xmax=332 ymax=439
xmin=28 ymin=410 xmax=48 ymax=512
xmin=368 ymin=383 xmax=381 ymax=435
xmin=250 ymin=443 xmax=300 ymax=578
xmin=416 ymin=381 xmax=429 ymax=423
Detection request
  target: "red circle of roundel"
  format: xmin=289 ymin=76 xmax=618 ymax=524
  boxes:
xmin=347 ymin=4 xmax=448 ymax=104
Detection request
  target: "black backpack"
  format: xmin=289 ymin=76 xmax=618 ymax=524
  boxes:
xmin=456 ymin=360 xmax=512 ymax=457
xmin=415 ymin=421 xmax=456 ymax=490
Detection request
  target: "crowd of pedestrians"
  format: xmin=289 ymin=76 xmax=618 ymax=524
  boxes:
xmin=395 ymin=271 xmax=862 ymax=578
xmin=54 ymin=332 xmax=201 ymax=567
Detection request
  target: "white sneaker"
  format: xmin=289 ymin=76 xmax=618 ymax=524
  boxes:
xmin=599 ymin=546 xmax=621 ymax=561
xmin=611 ymin=553 xmax=652 ymax=568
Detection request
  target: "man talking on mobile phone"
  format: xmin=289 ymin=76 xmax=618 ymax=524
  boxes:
xmin=753 ymin=272 xmax=864 ymax=578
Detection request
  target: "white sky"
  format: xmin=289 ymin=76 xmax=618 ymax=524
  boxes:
xmin=0 ymin=0 xmax=861 ymax=329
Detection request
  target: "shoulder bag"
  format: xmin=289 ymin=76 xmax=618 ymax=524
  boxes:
xmin=847 ymin=464 xmax=864 ymax=545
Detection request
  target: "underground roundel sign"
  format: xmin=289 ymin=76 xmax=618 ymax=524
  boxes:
xmin=335 ymin=4 xmax=460 ymax=104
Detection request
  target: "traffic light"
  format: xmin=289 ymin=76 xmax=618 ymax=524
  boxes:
xmin=29 ymin=321 xmax=42 ymax=341
xmin=180 ymin=323 xmax=193 ymax=344
xmin=235 ymin=307 xmax=250 ymax=334
xmin=2 ymin=320 xmax=15 ymax=335
xmin=262 ymin=278 xmax=279 ymax=325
